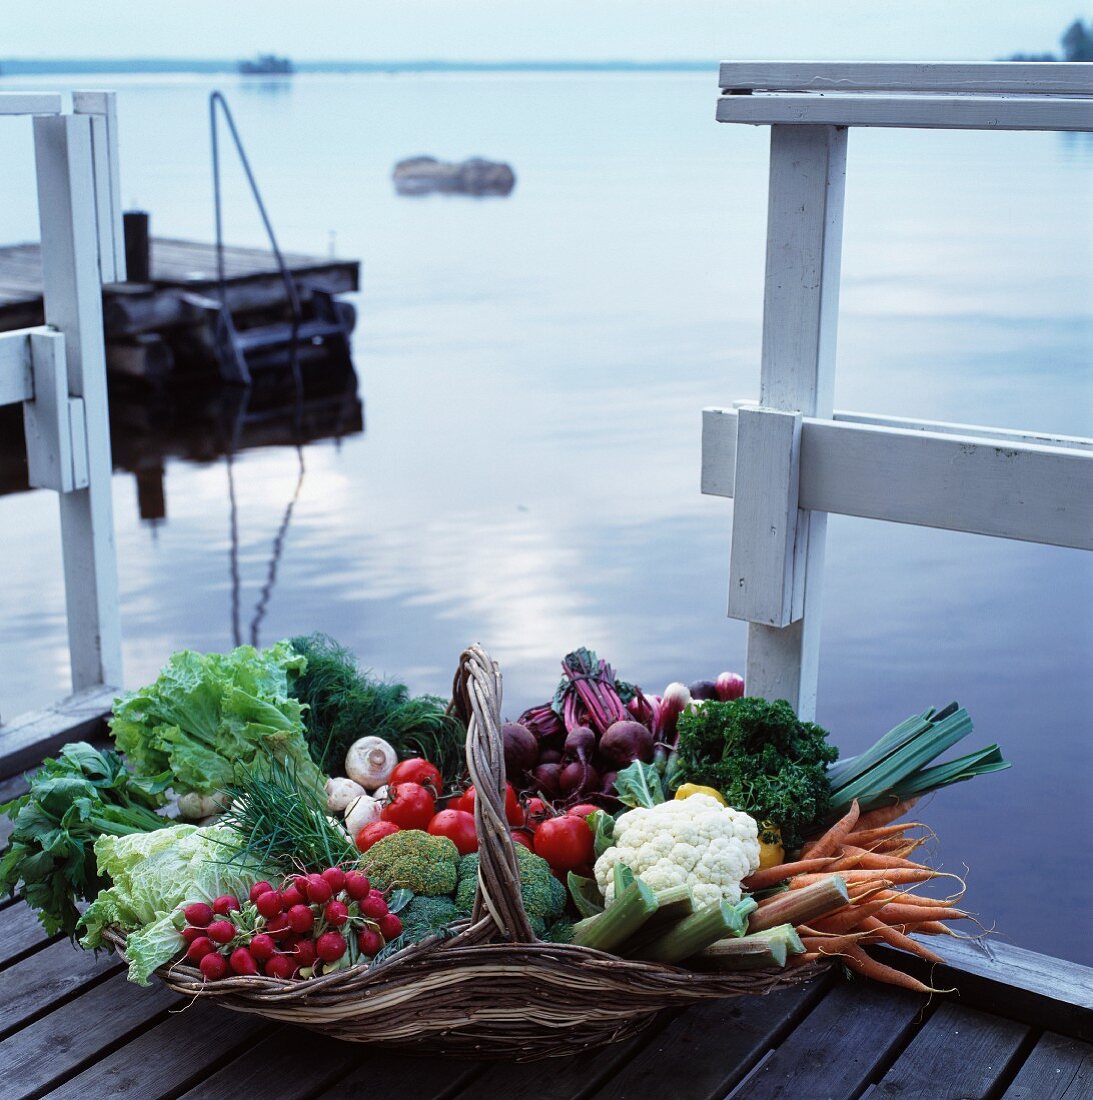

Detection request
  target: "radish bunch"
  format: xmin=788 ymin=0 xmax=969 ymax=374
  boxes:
xmin=178 ymin=866 xmax=403 ymax=982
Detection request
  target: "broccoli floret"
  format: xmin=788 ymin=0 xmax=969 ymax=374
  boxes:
xmin=674 ymin=697 xmax=838 ymax=849
xmin=455 ymin=845 xmax=566 ymax=925
xmin=363 ymin=831 xmax=459 ymax=896
xmin=399 ymin=894 xmax=459 ymax=945
xmin=542 ymin=919 xmax=575 ymax=944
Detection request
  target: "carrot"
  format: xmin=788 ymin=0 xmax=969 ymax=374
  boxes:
xmin=841 ymin=944 xmax=944 ymax=994
xmin=788 ymin=951 xmax=822 ymax=966
xmin=801 ymin=934 xmax=867 ymax=955
xmin=829 ymin=846 xmax=924 ymax=872
xmin=905 ymin=920 xmax=956 ymax=936
xmin=808 ymin=894 xmax=897 ymax=935
xmin=875 ymin=890 xmax=963 ymax=909
xmin=802 ymin=800 xmax=861 ymax=859
xmin=853 ymin=799 xmax=918 ymax=832
xmin=789 ymin=869 xmax=937 ymax=887
xmin=845 ymin=822 xmax=924 ymax=846
xmin=858 ymin=916 xmax=944 ymax=964
xmin=871 ymin=904 xmax=967 ymax=925
xmin=742 ymin=857 xmax=838 ymax=890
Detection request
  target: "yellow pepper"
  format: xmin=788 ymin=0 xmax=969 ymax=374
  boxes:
xmin=757 ymin=822 xmax=785 ymax=870
xmin=674 ymin=783 xmax=726 ymax=805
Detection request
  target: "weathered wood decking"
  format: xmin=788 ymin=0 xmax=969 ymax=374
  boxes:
xmin=0 ymin=237 xmax=358 ymax=336
xmin=1 ymin=756 xmax=1090 ymax=1100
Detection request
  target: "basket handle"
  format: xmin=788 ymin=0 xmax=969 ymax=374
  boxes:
xmin=450 ymin=645 xmax=536 ymax=944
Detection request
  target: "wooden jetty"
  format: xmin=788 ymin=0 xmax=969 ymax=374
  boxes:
xmin=0 ymin=235 xmax=359 ymax=383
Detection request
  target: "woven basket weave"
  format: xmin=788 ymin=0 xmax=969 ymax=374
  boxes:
xmin=106 ymin=645 xmax=828 ymax=1059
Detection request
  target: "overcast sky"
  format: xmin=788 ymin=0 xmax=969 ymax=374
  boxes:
xmin=0 ymin=2 xmax=1083 ymax=61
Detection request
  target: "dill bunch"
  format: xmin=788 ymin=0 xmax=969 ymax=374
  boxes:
xmin=289 ymin=634 xmax=466 ymax=782
xmin=222 ymin=756 xmax=356 ymax=874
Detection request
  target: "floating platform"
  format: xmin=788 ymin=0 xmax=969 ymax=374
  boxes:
xmin=0 ymin=236 xmax=359 ymax=382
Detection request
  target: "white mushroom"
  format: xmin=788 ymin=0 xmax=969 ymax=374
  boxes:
xmin=325 ymin=776 xmax=367 ymax=814
xmin=344 ymin=794 xmax=383 ymax=838
xmin=177 ymin=791 xmax=232 ymax=820
xmin=344 ymin=737 xmax=398 ymax=790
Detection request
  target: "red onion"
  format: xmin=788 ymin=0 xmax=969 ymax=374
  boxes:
xmin=598 ymin=720 xmax=654 ymax=769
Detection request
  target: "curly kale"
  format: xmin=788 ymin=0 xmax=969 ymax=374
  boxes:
xmin=673 ymin=697 xmax=838 ymax=849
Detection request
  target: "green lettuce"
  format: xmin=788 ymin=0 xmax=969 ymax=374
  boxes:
xmin=110 ymin=642 xmax=323 ymax=797
xmin=80 ymin=824 xmax=272 ymax=985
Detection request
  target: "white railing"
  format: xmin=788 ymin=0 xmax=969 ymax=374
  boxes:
xmin=702 ymin=62 xmax=1093 ymax=720
xmin=0 ymin=92 xmax=125 ymax=772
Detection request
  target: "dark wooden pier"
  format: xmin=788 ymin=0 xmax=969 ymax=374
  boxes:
xmin=0 ymin=740 xmax=1090 ymax=1100
xmin=0 ymin=236 xmax=359 ymax=382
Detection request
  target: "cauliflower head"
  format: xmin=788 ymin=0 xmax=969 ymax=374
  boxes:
xmin=594 ymin=793 xmax=760 ymax=908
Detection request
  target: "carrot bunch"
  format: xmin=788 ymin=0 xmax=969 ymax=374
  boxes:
xmin=743 ymin=799 xmax=971 ymax=993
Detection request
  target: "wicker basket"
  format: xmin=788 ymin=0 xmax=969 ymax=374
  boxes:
xmin=105 ymin=645 xmax=828 ymax=1059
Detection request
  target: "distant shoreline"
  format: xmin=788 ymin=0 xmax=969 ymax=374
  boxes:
xmin=0 ymin=58 xmax=715 ymax=77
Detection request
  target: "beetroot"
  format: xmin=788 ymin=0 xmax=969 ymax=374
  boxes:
xmin=559 ymin=761 xmax=600 ymax=796
xmin=531 ymin=762 xmax=562 ymax=798
xmin=598 ymin=720 xmax=654 ymax=768
xmin=538 ymin=749 xmax=562 ymax=765
xmin=688 ymin=680 xmax=719 ymax=701
xmin=502 ymin=722 xmax=539 ymax=781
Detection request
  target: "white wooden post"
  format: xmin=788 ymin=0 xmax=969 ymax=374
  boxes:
xmin=740 ymin=124 xmax=846 ymax=719
xmin=33 ymin=112 xmax=123 ymax=692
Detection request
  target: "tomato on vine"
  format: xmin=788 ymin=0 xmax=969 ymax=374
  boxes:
xmin=380 ymin=783 xmax=436 ymax=830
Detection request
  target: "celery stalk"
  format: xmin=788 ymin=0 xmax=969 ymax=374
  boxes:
xmin=618 ymin=885 xmax=696 ymax=957
xmin=694 ymin=935 xmax=788 ymax=971
xmin=572 ymin=877 xmax=659 ymax=953
xmin=640 ymin=897 xmax=757 ymax=965
xmin=746 ymin=922 xmax=805 ymax=955
xmin=747 ymin=876 xmax=849 ymax=934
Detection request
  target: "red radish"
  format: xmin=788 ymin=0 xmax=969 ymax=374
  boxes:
xmin=598 ymin=721 xmax=654 ymax=769
xmin=502 ymin=721 xmax=538 ymax=782
xmin=287 ymin=904 xmax=314 ymax=934
xmin=182 ymin=902 xmax=213 ymax=927
xmin=212 ymin=894 xmax=240 ymax=915
xmin=206 ymin=920 xmax=235 ymax=945
xmin=265 ymin=913 xmax=292 ymax=939
xmin=229 ymin=947 xmax=258 ymax=976
xmin=248 ymin=881 xmax=274 ymax=902
xmin=321 ymin=867 xmax=346 ymax=893
xmin=180 ymin=926 xmax=204 ymax=945
xmin=305 ymin=874 xmax=333 ymax=905
xmin=248 ymin=933 xmax=276 ymax=962
xmin=256 ymin=890 xmax=284 ymax=919
xmin=292 ymin=874 xmax=310 ymax=893
xmin=361 ymin=894 xmax=388 ymax=919
xmin=357 ymin=928 xmax=383 ymax=956
xmin=715 ymin=672 xmax=745 ymax=701
xmin=291 ymin=938 xmax=316 ymax=968
xmin=315 ymin=931 xmax=346 ymax=963
xmin=280 ymin=884 xmax=304 ymax=908
xmin=199 ymin=952 xmax=228 ymax=981
xmin=264 ymin=954 xmax=296 ymax=980
xmin=344 ymin=871 xmax=371 ymax=899
xmin=367 ymin=888 xmax=386 ymax=902
xmin=324 ymin=900 xmax=350 ymax=927
xmin=377 ymin=913 xmax=402 ymax=940
xmin=185 ymin=936 xmax=215 ymax=962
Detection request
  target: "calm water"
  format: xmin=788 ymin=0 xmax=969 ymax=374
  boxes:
xmin=1 ymin=73 xmax=1091 ymax=963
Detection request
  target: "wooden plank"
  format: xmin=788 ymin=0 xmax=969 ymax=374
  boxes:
xmin=873 ymin=937 xmax=1093 ymax=1042
xmin=0 ymin=936 xmax=121 ymax=1038
xmin=0 ymin=903 xmax=57 ymax=969
xmin=176 ymin=1027 xmax=359 ymax=1100
xmin=743 ymin=123 xmax=845 ymax=720
xmin=0 ymin=970 xmax=177 ymax=1100
xmin=726 ymin=979 xmax=925 ymax=1099
xmin=702 ymin=409 xmax=1093 ymax=551
xmin=0 ymin=94 xmax=63 ymax=116
xmin=717 ymin=93 xmax=1093 ymax=132
xmin=728 ymin=407 xmax=803 ymax=627
xmin=22 ymin=329 xmax=74 ymax=492
xmin=1003 ymin=1032 xmax=1093 ymax=1099
xmin=312 ymin=1050 xmax=484 ymax=1100
xmin=33 ymin=113 xmax=123 ymax=692
xmin=73 ymin=91 xmax=127 ymax=284
xmin=590 ymin=977 xmax=832 ymax=1100
xmin=0 ymin=328 xmax=37 ymax=407
xmin=46 ymin=999 xmax=271 ymax=1100
xmin=868 ymin=1002 xmax=1029 ymax=1099
xmin=0 ymin=684 xmax=116 ymax=779
xmin=718 ymin=61 xmax=1093 ymax=96
xmin=0 ymin=773 xmax=29 ymax=848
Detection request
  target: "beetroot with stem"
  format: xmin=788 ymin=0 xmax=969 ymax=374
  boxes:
xmin=598 ymin=720 xmax=654 ymax=769
xmin=502 ymin=721 xmax=539 ymax=782
xmin=532 ymin=762 xmax=562 ymax=799
xmin=518 ymin=703 xmax=566 ymax=744
xmin=552 ymin=648 xmax=632 ymax=735
xmin=538 ymin=748 xmax=562 ymax=765
xmin=559 ymin=760 xmax=600 ymax=796
xmin=561 ymin=726 xmax=597 ymax=796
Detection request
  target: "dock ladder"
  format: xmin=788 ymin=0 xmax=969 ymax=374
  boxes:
xmin=0 ymin=92 xmax=125 ymax=775
xmin=701 ymin=61 xmax=1093 ymax=719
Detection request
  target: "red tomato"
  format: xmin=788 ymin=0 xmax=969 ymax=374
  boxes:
xmin=567 ymin=803 xmax=599 ymax=820
xmin=356 ymin=820 xmax=400 ymax=853
xmin=457 ymin=784 xmax=522 ymax=826
xmin=389 ymin=757 xmax=442 ymax=792
xmin=534 ymin=815 xmax=594 ymax=876
xmin=522 ymin=797 xmax=549 ymax=830
xmin=511 ymin=830 xmax=534 ymax=850
xmin=427 ymin=809 xmax=478 ymax=855
xmin=380 ymin=783 xmax=436 ymax=830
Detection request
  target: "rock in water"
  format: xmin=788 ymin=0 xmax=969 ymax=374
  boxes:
xmin=392 ymin=156 xmax=516 ymax=197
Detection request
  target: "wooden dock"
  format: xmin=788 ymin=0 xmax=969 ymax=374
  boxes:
xmin=1 ymin=743 xmax=1090 ymax=1100
xmin=0 ymin=237 xmax=359 ymax=379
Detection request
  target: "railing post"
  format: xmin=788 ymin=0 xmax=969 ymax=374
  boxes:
xmin=740 ymin=124 xmax=847 ymax=718
xmin=33 ymin=113 xmax=123 ymax=692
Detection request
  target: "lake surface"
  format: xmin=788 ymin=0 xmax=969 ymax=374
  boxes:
xmin=0 ymin=72 xmax=1090 ymax=963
